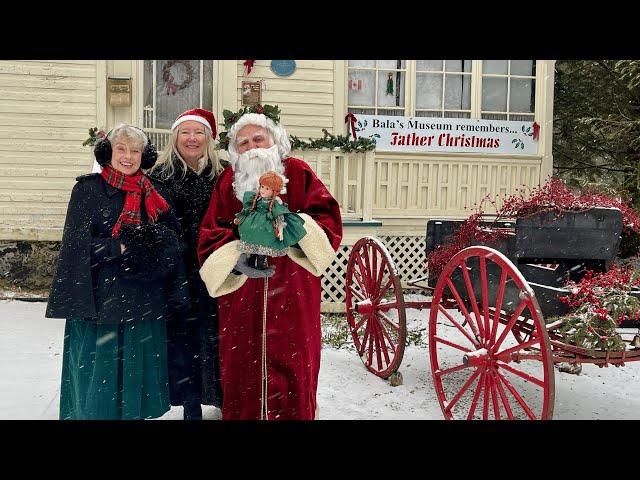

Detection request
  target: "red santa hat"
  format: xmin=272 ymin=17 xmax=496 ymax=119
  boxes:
xmin=171 ymin=108 xmax=217 ymax=138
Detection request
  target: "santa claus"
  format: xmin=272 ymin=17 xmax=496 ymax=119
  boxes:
xmin=198 ymin=105 xmax=342 ymax=420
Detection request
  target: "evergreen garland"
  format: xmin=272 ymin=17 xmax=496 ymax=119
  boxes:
xmin=289 ymin=129 xmax=376 ymax=153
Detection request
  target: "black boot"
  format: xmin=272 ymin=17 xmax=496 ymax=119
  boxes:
xmin=183 ymin=400 xmax=202 ymax=420
xmin=257 ymin=255 xmax=269 ymax=270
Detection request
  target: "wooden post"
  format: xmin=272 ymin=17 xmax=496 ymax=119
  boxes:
xmin=362 ymin=150 xmax=374 ymax=222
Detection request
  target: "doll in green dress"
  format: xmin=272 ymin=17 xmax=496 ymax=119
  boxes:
xmin=233 ymin=171 xmax=306 ymax=270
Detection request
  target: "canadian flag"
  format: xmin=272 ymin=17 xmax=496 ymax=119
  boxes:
xmin=349 ymin=79 xmax=363 ymax=91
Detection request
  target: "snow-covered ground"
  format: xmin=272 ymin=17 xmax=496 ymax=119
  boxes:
xmin=2 ymin=298 xmax=640 ymax=420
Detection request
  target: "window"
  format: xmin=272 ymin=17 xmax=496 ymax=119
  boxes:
xmin=481 ymin=60 xmax=535 ymax=121
xmin=142 ymin=60 xmax=216 ymax=130
xmin=347 ymin=60 xmax=406 ymax=116
xmin=415 ymin=60 xmax=472 ymax=119
xmin=347 ymin=60 xmax=538 ymax=121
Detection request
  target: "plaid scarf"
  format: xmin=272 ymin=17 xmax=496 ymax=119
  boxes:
xmin=100 ymin=164 xmax=170 ymax=238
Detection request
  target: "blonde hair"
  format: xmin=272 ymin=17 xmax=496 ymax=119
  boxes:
xmin=150 ymin=128 xmax=222 ymax=180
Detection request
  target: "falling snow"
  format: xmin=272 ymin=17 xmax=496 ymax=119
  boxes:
xmin=2 ymin=298 xmax=640 ymax=420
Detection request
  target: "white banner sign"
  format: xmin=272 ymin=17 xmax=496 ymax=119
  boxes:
xmin=352 ymin=114 xmax=538 ymax=155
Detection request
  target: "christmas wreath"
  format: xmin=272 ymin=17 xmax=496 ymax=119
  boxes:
xmin=162 ymin=60 xmax=194 ymax=96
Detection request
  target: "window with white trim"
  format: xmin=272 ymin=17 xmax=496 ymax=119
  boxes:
xmin=347 ymin=60 xmax=538 ymax=121
xmin=142 ymin=60 xmax=216 ymax=130
xmin=481 ymin=60 xmax=535 ymax=121
xmin=347 ymin=60 xmax=406 ymax=116
xmin=415 ymin=60 xmax=472 ymax=118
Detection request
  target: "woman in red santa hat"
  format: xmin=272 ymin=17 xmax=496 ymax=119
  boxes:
xmin=198 ymin=104 xmax=342 ymax=420
xmin=148 ymin=108 xmax=224 ymax=420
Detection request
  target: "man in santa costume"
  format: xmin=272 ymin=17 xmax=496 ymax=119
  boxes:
xmin=198 ymin=105 xmax=342 ymax=420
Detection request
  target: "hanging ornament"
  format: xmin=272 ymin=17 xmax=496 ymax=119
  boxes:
xmin=532 ymin=121 xmax=540 ymax=141
xmin=345 ymin=113 xmax=358 ymax=140
xmin=243 ymin=60 xmax=256 ymax=75
xmin=386 ymin=72 xmax=394 ymax=95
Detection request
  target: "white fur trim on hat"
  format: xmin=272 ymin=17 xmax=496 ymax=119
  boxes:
xmin=199 ymin=240 xmax=248 ymax=298
xmin=286 ymin=213 xmax=337 ymax=276
xmin=171 ymin=115 xmax=212 ymax=132
xmin=227 ymin=113 xmax=291 ymax=160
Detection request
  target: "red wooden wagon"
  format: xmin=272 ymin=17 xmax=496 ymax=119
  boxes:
xmin=344 ymin=207 xmax=640 ymax=420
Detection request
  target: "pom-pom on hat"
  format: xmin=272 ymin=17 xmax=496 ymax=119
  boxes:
xmin=171 ymin=108 xmax=217 ymax=138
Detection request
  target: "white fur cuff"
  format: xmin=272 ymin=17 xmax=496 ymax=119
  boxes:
xmin=199 ymin=240 xmax=248 ymax=298
xmin=287 ymin=213 xmax=337 ymax=276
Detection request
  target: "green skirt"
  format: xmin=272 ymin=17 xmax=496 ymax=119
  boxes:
xmin=59 ymin=318 xmax=170 ymax=420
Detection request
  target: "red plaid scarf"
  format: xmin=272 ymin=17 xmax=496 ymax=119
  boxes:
xmin=100 ymin=164 xmax=170 ymax=238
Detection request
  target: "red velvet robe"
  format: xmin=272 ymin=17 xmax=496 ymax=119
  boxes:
xmin=198 ymin=158 xmax=342 ymax=419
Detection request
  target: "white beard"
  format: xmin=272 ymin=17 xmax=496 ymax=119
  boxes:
xmin=232 ymin=144 xmax=286 ymax=201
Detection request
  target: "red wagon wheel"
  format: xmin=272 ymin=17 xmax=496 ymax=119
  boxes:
xmin=428 ymin=246 xmax=555 ymax=420
xmin=345 ymin=236 xmax=407 ymax=379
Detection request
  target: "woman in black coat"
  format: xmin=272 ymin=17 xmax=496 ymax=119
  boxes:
xmin=46 ymin=124 xmax=189 ymax=420
xmin=148 ymin=108 xmax=224 ymax=419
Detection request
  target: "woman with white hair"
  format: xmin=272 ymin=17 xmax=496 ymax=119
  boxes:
xmin=46 ymin=124 xmax=189 ymax=420
xmin=148 ymin=109 xmax=224 ymax=420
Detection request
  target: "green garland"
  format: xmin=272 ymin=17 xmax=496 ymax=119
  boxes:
xmin=218 ymin=104 xmax=281 ymax=150
xmin=216 ymin=103 xmax=377 ymax=153
xmin=289 ymin=129 xmax=376 ymax=153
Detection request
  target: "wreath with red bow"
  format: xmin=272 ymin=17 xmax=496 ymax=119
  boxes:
xmin=162 ymin=60 xmax=194 ymax=96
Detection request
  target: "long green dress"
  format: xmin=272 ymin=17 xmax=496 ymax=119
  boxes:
xmin=236 ymin=191 xmax=306 ymax=256
xmin=59 ymin=318 xmax=170 ymax=420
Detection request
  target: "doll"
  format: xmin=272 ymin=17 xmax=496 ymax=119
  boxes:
xmin=233 ymin=171 xmax=306 ymax=270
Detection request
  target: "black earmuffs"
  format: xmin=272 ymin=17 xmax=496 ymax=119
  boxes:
xmin=94 ymin=126 xmax=158 ymax=169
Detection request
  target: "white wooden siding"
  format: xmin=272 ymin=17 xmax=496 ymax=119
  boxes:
xmin=236 ymin=60 xmax=335 ymax=138
xmin=0 ymin=60 xmax=97 ymax=240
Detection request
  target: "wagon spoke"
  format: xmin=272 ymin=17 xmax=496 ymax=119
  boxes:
xmin=348 ymin=284 xmax=366 ymax=303
xmin=446 ymin=279 xmax=481 ymax=340
xmin=375 ymin=250 xmax=386 ymax=294
xmin=359 ymin=319 xmax=372 ymax=357
xmin=437 ymin=304 xmax=480 ymax=348
xmin=495 ymin=336 xmax=541 ymax=361
xmin=445 ymin=368 xmax=483 ymax=414
xmin=490 ymin=269 xmax=508 ymax=345
xmin=479 ymin=256 xmax=491 ymax=342
xmin=482 ymin=368 xmax=491 ymax=420
xmin=377 ymin=276 xmax=394 ymax=302
xmin=492 ymin=300 xmax=528 ymax=352
xmin=371 ymin=247 xmax=379 ymax=297
xmin=461 ymin=260 xmax=485 ymax=339
xmin=377 ymin=318 xmax=397 ymax=358
xmin=373 ymin=321 xmax=384 ymax=370
xmin=352 ymin=267 xmax=369 ymax=298
xmin=496 ymin=361 xmax=545 ymax=389
xmin=494 ymin=372 xmax=514 ymax=420
xmin=363 ymin=244 xmax=374 ymax=293
xmin=353 ymin=315 xmax=368 ymax=332
xmin=354 ymin=254 xmax=371 ymax=295
xmin=495 ymin=370 xmax=537 ymax=420
xmin=366 ymin=322 xmax=375 ymax=367
xmin=377 ymin=311 xmax=400 ymax=332
xmin=490 ymin=371 xmax=501 ymax=420
xmin=433 ymin=336 xmax=472 ymax=353
xmin=435 ymin=363 xmax=469 ymax=378
xmin=467 ymin=370 xmax=485 ymax=420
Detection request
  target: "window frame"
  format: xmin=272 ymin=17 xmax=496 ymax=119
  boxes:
xmin=137 ymin=60 xmax=218 ymax=130
xmin=346 ymin=60 xmax=541 ymax=121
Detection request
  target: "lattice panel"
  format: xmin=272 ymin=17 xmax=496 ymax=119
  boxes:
xmin=320 ymin=236 xmax=426 ymax=305
xmin=379 ymin=235 xmax=426 ymax=286
xmin=321 ymin=245 xmax=351 ymax=303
